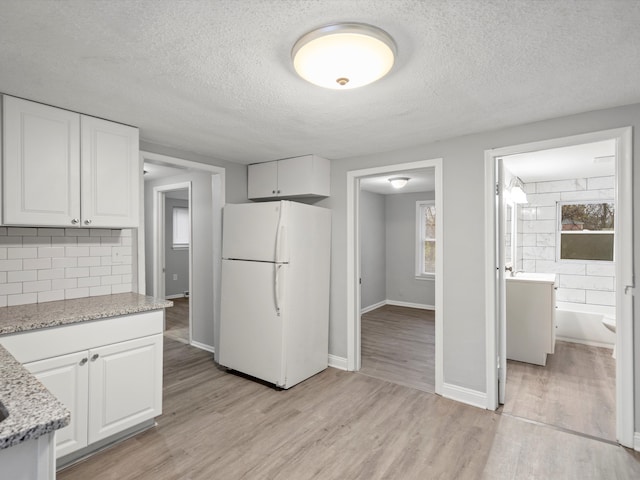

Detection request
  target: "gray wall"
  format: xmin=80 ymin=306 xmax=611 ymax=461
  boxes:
xmin=164 ymin=197 xmax=189 ymax=297
xmin=359 ymin=191 xmax=386 ymax=309
xmin=385 ymin=191 xmax=436 ymax=306
xmin=317 ymin=103 xmax=640 ymax=420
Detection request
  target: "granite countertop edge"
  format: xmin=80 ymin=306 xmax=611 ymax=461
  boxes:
xmin=0 ymin=293 xmax=173 ymax=450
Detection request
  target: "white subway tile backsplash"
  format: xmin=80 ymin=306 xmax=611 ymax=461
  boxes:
xmin=90 ymin=246 xmax=111 ymax=257
xmin=65 ymin=267 xmax=90 ymax=278
xmin=525 ymin=192 xmax=561 ymax=206
xmin=77 ymin=257 xmax=101 ymax=267
xmin=0 ymin=248 xmax=6 ymax=260
xmin=101 ymin=275 xmax=122 ymax=285
xmin=77 ymin=277 xmax=101 ymax=288
xmin=90 ymin=229 xmax=113 ymax=237
xmin=536 ymin=206 xmax=556 ymax=220
xmin=0 ymin=259 xmax=23 ymax=271
xmin=38 ymin=247 xmax=65 ymax=258
xmin=586 ymin=263 xmax=616 ymax=276
xmin=536 ymin=233 xmax=555 ymax=246
xmin=535 ymin=260 xmax=586 ymax=275
xmin=536 ymin=178 xmax=587 ymax=193
xmin=561 ymin=189 xmax=615 ymax=201
xmin=39 ymin=228 xmax=65 ymax=237
xmin=559 ymin=274 xmax=614 ymax=291
xmin=77 ymin=238 xmax=102 ymax=247
xmin=0 ymin=237 xmax=23 ymax=246
xmin=523 ymin=246 xmax=555 ymax=261
xmin=586 ymin=290 xmax=615 ymax=306
xmin=101 ymin=236 xmax=120 ymax=246
xmin=8 ymin=293 xmax=37 ymax=306
xmin=89 ymin=266 xmax=111 ymax=277
xmin=0 ymin=283 xmax=22 ymax=295
xmin=556 ymin=288 xmax=586 ymax=303
xmin=65 ymin=228 xmax=90 ymax=237
xmin=22 ymin=236 xmax=51 ymax=246
xmin=0 ymin=296 xmax=8 ymax=307
xmin=23 ymin=280 xmax=51 ymax=293
xmin=52 ymin=237 xmax=77 ymax=246
xmin=65 ymin=287 xmax=89 ymax=299
xmin=65 ymin=246 xmax=90 ymax=257
xmin=8 ymin=270 xmax=37 ymax=283
xmin=53 ymin=278 xmax=78 ymax=290
xmin=90 ymin=285 xmax=111 ymax=296
xmin=8 ymin=247 xmax=37 ymax=259
xmin=112 ymin=264 xmax=131 ymax=275
xmin=523 ymin=220 xmax=555 ymax=234
xmin=52 ymin=257 xmax=77 ymax=268
xmin=111 ymin=283 xmax=130 ymax=294
xmin=522 ymin=234 xmax=536 ymax=247
xmin=8 ymin=227 xmax=37 ymax=236
xmin=520 ymin=207 xmax=537 ymax=221
xmin=23 ymin=258 xmax=51 ymax=270
xmin=38 ymin=290 xmax=65 ymax=303
xmin=0 ymin=272 xmax=7 ymax=284
xmin=0 ymin=228 xmax=7 ymax=236
xmin=38 ymin=269 xmax=65 ymax=280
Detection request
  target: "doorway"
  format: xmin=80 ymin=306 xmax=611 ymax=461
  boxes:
xmin=139 ymin=151 xmax=225 ymax=354
xmin=484 ymin=128 xmax=634 ymax=447
xmin=346 ymin=158 xmax=443 ymax=396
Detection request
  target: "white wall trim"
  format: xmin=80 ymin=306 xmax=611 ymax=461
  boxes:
xmin=360 ymin=300 xmax=386 ymax=314
xmin=191 ymin=340 xmax=215 ymax=354
xmin=555 ymin=336 xmax=614 ymax=349
xmin=347 ymin=158 xmax=443 ymax=397
xmin=484 ymin=127 xmax=635 ymax=447
xmin=634 ymin=432 xmax=640 ymax=452
xmin=441 ymin=382 xmax=488 ymax=410
xmin=165 ymin=293 xmax=187 ymax=300
xmin=386 ymin=300 xmax=435 ymax=311
xmin=328 ymin=354 xmax=348 ymax=371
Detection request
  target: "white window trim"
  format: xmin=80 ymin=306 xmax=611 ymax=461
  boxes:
xmin=556 ymin=199 xmax=615 ymax=263
xmin=415 ymin=200 xmax=436 ymax=279
xmin=173 ymin=206 xmax=190 ymax=250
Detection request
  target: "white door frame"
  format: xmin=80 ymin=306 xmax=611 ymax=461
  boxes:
xmin=138 ymin=151 xmax=225 ymax=354
xmin=153 ymin=182 xmax=192 ymax=341
xmin=483 ymin=127 xmax=634 ymax=447
xmin=346 ymin=158 xmax=444 ymax=395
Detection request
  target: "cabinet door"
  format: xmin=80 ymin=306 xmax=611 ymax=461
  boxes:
xmin=277 ymin=156 xmax=314 ymax=197
xmin=3 ymin=96 xmax=81 ymax=226
xmin=88 ymin=334 xmax=163 ymax=443
xmin=24 ymin=351 xmax=89 ymax=458
xmin=247 ymin=161 xmax=278 ymax=199
xmin=80 ymin=116 xmax=140 ymax=228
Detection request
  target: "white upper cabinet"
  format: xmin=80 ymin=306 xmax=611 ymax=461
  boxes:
xmin=2 ymin=96 xmax=140 ymax=228
xmin=80 ymin=115 xmax=139 ymax=227
xmin=248 ymin=154 xmax=330 ymax=200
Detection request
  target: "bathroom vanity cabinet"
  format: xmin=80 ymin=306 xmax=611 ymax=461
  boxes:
xmin=506 ymin=273 xmax=557 ymax=366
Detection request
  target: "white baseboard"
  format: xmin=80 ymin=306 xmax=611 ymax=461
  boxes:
xmin=556 ymin=336 xmax=614 ymax=349
xmin=191 ymin=340 xmax=215 ymax=354
xmin=328 ymin=354 xmax=348 ymax=371
xmin=441 ymin=382 xmax=487 ymax=409
xmin=165 ymin=293 xmax=187 ymax=300
xmin=361 ymin=300 xmax=386 ymax=314
xmin=634 ymin=432 xmax=640 ymax=452
xmin=386 ymin=300 xmax=435 ymax=311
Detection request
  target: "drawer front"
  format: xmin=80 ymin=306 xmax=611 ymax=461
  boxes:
xmin=0 ymin=310 xmax=164 ymax=363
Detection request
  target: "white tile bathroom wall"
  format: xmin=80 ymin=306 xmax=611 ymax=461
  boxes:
xmin=516 ymin=175 xmax=615 ymax=307
xmin=0 ymin=227 xmax=133 ymax=307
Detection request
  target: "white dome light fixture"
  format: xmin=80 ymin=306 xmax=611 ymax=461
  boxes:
xmin=389 ymin=177 xmax=410 ymax=189
xmin=292 ymin=23 xmax=396 ymax=90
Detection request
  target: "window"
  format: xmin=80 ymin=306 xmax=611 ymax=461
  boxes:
xmin=173 ymin=207 xmax=190 ymax=249
xmin=558 ymin=201 xmax=614 ymax=261
xmin=416 ymin=201 xmax=436 ymax=277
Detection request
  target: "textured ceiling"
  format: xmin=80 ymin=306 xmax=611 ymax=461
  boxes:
xmin=1 ymin=1 xmax=639 ymax=165
xmin=360 ymin=168 xmax=434 ymax=195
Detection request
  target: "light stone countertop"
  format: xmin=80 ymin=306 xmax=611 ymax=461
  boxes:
xmin=0 ymin=293 xmax=172 ymax=450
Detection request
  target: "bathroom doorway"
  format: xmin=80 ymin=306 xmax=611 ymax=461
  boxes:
xmin=484 ymin=128 xmax=634 ymax=447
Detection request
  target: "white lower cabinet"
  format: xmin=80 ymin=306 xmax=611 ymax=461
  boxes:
xmin=0 ymin=311 xmax=165 ymax=462
xmin=24 ymin=335 xmax=162 ymax=459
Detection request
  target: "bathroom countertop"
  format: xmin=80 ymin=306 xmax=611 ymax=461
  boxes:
xmin=0 ymin=292 xmax=173 ymax=335
xmin=0 ymin=293 xmax=172 ymax=450
xmin=0 ymin=343 xmax=70 ymax=449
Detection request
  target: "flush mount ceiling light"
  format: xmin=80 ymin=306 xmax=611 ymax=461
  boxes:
xmin=291 ymin=22 xmax=396 ymax=89
xmin=389 ymin=177 xmax=410 ymax=189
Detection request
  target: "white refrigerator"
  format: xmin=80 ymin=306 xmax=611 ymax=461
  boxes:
xmin=218 ymin=200 xmax=331 ymax=389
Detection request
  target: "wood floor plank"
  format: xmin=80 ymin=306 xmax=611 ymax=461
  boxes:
xmin=503 ymin=340 xmax=616 ymax=441
xmin=164 ymin=297 xmax=189 ymax=344
xmin=359 ymin=305 xmax=434 ymax=393
xmin=57 ymin=337 xmax=640 ymax=480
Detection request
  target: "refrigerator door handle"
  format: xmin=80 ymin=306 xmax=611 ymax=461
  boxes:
xmin=275 ymin=201 xmax=286 ymax=263
xmin=275 ymin=264 xmax=284 ymax=316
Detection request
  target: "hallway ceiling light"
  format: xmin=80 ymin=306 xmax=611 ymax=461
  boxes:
xmin=292 ymin=23 xmax=396 ymax=89
xmin=388 ymin=177 xmax=410 ymax=189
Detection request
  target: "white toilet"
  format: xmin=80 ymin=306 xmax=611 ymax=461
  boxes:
xmin=602 ymin=315 xmax=616 ymax=359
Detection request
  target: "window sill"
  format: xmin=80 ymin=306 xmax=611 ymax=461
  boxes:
xmin=415 ymin=274 xmax=435 ymax=281
xmin=172 ymin=245 xmax=189 ymax=251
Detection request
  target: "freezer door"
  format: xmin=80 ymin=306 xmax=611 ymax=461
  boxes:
xmin=222 ymin=202 xmax=289 ymax=263
xmin=219 ymin=259 xmax=285 ymax=386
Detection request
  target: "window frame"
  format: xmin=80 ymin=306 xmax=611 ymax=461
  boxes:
xmin=415 ymin=200 xmax=436 ymax=279
xmin=172 ymin=206 xmax=190 ymax=250
xmin=556 ymin=199 xmax=615 ymax=263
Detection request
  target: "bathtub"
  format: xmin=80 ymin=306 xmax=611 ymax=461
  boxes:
xmin=555 ymin=301 xmax=615 ymax=348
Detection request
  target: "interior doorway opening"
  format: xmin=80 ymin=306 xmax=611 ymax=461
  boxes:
xmin=484 ymin=127 xmax=634 ymax=447
xmin=346 ymin=158 xmax=443 ymax=396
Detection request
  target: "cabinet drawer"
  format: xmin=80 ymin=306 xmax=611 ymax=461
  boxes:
xmin=0 ymin=310 xmax=163 ymax=363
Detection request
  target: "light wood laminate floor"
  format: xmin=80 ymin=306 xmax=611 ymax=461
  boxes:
xmin=164 ymin=297 xmax=189 ymax=344
xmin=360 ymin=305 xmax=434 ymax=393
xmin=504 ymin=340 xmax=616 ymax=441
xmin=58 ymin=338 xmax=640 ymax=480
